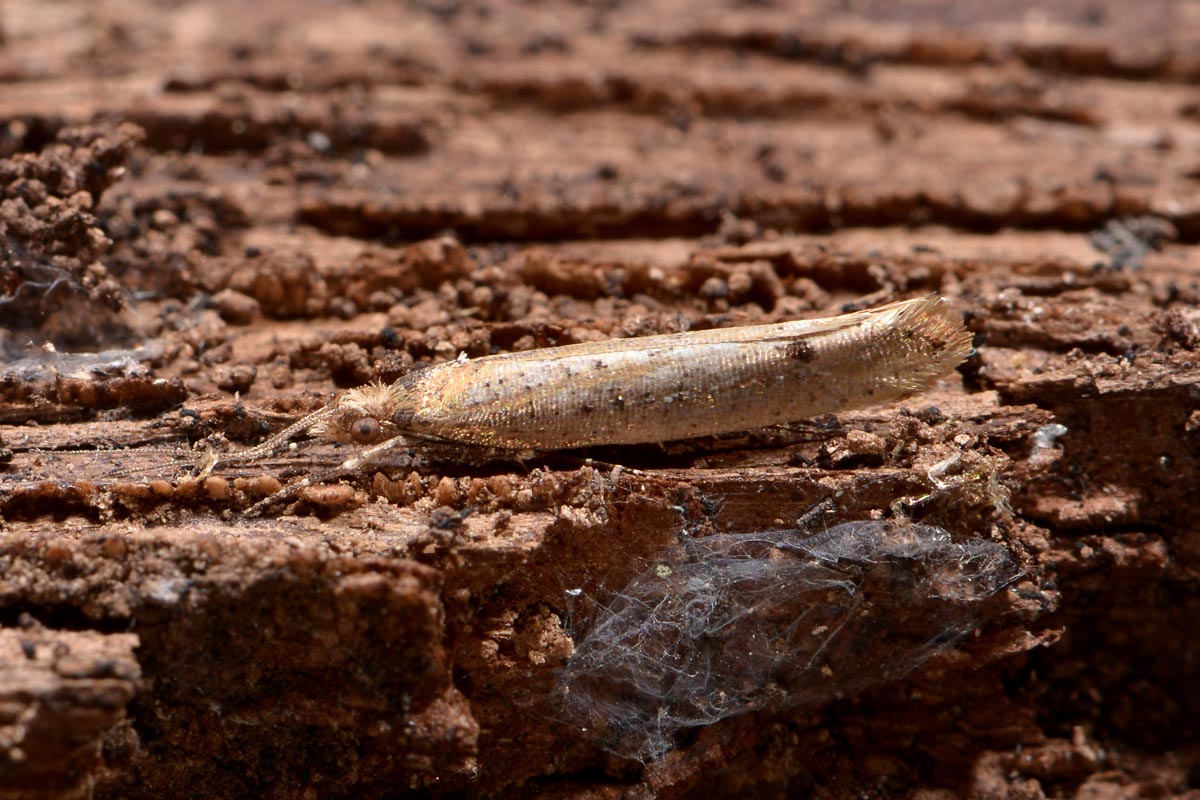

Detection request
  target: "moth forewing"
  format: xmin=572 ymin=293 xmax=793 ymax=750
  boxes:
xmin=219 ymin=294 xmax=972 ymax=511
xmin=375 ymin=294 xmax=973 ymax=450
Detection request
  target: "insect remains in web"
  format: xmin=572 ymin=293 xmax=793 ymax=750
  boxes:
xmin=129 ymin=294 xmax=973 ymax=514
xmin=558 ymin=518 xmax=1022 ymax=762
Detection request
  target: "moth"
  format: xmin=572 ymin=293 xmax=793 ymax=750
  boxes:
xmin=209 ymin=294 xmax=973 ymax=512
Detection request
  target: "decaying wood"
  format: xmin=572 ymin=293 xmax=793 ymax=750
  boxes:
xmin=1 ymin=1 xmax=1199 ymax=798
xmin=0 ymin=628 xmax=139 ymax=800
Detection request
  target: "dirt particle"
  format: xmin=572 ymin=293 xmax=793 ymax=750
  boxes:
xmin=367 ymin=291 xmax=396 ymax=312
xmin=845 ymin=429 xmax=887 ymax=457
xmin=268 ymin=359 xmax=294 ymax=390
xmin=726 ymin=271 xmax=754 ymax=300
xmin=45 ymin=375 xmax=188 ymax=414
xmin=514 ymin=487 xmax=535 ymax=510
xmin=199 ymin=342 xmax=232 ymax=366
xmin=55 ymin=378 xmax=98 ymax=408
xmin=0 ymin=123 xmax=143 ymax=351
xmin=320 ymin=342 xmax=372 ymax=385
xmin=37 ymin=544 xmax=69 ymax=572
xmin=111 ymin=481 xmax=153 ymax=500
xmin=820 ymin=430 xmax=888 ymax=468
xmin=434 ymin=476 xmax=461 ymax=506
xmin=398 ymin=236 xmax=471 ymax=291
xmin=219 ymin=251 xmax=328 ymax=318
xmin=408 ymin=297 xmax=453 ymax=331
xmin=101 ymin=537 xmax=127 ymax=559
xmin=1153 ymin=307 xmax=1200 ymax=350
xmin=514 ymin=607 xmax=574 ymax=665
xmin=234 ymin=475 xmax=283 ymax=497
xmin=486 ymin=475 xmax=515 ymax=503
xmin=299 ymin=483 xmax=359 ymax=510
xmin=203 ymin=476 xmax=230 ymax=500
xmin=210 ymin=288 xmax=261 ymax=325
xmin=213 ymin=364 xmax=257 ymax=393
xmin=466 ymin=477 xmax=489 ymax=505
xmin=699 ymin=275 xmax=729 ymax=300
xmin=406 ymin=471 xmax=425 ymax=501
xmin=329 ymin=296 xmax=358 ymax=319
xmin=372 ymin=472 xmax=408 ymax=504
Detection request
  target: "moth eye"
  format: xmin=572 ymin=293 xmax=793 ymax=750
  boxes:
xmin=350 ymin=417 xmax=382 ymax=444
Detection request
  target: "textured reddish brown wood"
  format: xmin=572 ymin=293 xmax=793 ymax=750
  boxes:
xmin=1 ymin=1 xmax=1198 ymax=797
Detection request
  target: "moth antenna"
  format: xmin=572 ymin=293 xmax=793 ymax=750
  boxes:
xmin=211 ymin=401 xmax=343 ymax=472
xmin=24 ymin=445 xmax=195 ymax=480
xmin=29 ymin=444 xmax=186 ymax=458
xmin=108 ymin=456 xmax=196 ymax=480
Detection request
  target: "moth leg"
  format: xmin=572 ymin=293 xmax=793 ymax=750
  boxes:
xmin=241 ymin=432 xmax=414 ymax=517
xmin=194 ymin=441 xmax=221 ymax=480
xmin=575 ymin=455 xmax=649 ymax=480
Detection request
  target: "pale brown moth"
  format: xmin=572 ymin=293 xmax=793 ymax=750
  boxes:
xmin=207 ymin=295 xmax=973 ymax=514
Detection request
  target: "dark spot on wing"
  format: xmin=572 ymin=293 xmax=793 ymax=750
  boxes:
xmin=786 ymin=340 xmax=816 ymax=363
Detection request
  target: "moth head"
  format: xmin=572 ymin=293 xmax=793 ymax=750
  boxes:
xmin=312 ymin=382 xmax=404 ymax=445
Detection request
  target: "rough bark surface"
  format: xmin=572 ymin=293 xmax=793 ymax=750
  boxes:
xmin=0 ymin=1 xmax=1197 ymax=798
